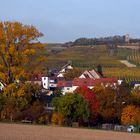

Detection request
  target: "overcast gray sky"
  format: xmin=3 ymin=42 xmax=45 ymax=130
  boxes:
xmin=0 ymin=0 xmax=140 ymax=43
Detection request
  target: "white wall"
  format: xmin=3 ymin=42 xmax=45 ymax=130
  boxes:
xmin=42 ymin=77 xmax=49 ymax=89
xmin=57 ymin=73 xmax=64 ymax=77
xmin=61 ymin=86 xmax=77 ymax=95
xmin=0 ymin=82 xmax=4 ymax=90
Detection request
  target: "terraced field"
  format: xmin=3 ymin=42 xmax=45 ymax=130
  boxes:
xmin=0 ymin=123 xmax=140 ymax=140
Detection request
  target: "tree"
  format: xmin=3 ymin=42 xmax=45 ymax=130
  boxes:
xmin=21 ymin=100 xmax=45 ymax=122
xmin=0 ymin=93 xmax=5 ymax=119
xmin=97 ymin=64 xmax=103 ymax=77
xmin=52 ymin=94 xmax=89 ymax=126
xmin=93 ymin=86 xmax=116 ymax=123
xmin=51 ymin=112 xmax=64 ymax=125
xmin=121 ymin=105 xmax=140 ymax=125
xmin=131 ymin=87 xmax=140 ymax=106
xmin=64 ymin=68 xmax=83 ymax=80
xmin=75 ymin=86 xmax=99 ymax=123
xmin=0 ymin=21 xmax=44 ymax=84
xmin=0 ymin=82 xmax=43 ymax=121
xmin=1 ymin=97 xmax=20 ymax=121
xmin=92 ymin=84 xmax=104 ymax=95
xmin=93 ymin=83 xmax=132 ymax=124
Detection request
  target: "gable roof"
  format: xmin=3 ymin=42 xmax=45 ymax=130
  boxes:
xmin=79 ymin=69 xmax=102 ymax=79
xmin=73 ymin=78 xmax=117 ymax=87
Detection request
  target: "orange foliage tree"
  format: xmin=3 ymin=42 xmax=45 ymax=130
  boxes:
xmin=0 ymin=22 xmax=46 ymax=121
xmin=51 ymin=112 xmax=64 ymax=125
xmin=0 ymin=21 xmax=44 ymax=85
xmin=121 ymin=105 xmax=140 ymax=125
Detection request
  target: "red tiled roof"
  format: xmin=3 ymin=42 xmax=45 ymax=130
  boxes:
xmin=30 ymin=73 xmax=47 ymax=81
xmin=72 ymin=78 xmax=117 ymax=86
xmin=57 ymin=81 xmax=72 ymax=87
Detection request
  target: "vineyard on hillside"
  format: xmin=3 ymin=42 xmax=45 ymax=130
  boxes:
xmin=127 ymin=55 xmax=140 ymax=66
xmin=104 ymin=67 xmax=140 ymax=82
xmin=45 ymin=45 xmax=134 ymax=68
xmin=35 ymin=44 xmax=140 ymax=82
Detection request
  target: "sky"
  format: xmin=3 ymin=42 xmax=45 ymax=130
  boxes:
xmin=0 ymin=0 xmax=140 ymax=43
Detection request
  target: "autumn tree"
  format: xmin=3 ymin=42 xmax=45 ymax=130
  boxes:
xmin=131 ymin=87 xmax=140 ymax=106
xmin=75 ymin=86 xmax=99 ymax=124
xmin=64 ymin=68 xmax=83 ymax=80
xmin=94 ymin=86 xmax=116 ymax=123
xmin=1 ymin=97 xmax=20 ymax=121
xmin=51 ymin=112 xmax=64 ymax=125
xmin=121 ymin=105 xmax=140 ymax=125
xmin=21 ymin=100 xmax=45 ymax=122
xmin=0 ymin=83 xmax=42 ymax=121
xmin=0 ymin=93 xmax=5 ymax=118
xmin=93 ymin=83 xmax=132 ymax=124
xmin=0 ymin=21 xmax=44 ymax=84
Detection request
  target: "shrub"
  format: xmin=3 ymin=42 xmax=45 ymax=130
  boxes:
xmin=38 ymin=114 xmax=49 ymax=124
xmin=51 ymin=112 xmax=64 ymax=125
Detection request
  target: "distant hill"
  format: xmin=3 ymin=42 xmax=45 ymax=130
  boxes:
xmin=63 ymin=36 xmax=140 ymax=47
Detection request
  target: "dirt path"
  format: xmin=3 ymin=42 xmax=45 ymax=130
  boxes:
xmin=0 ymin=123 xmax=140 ymax=140
xmin=120 ymin=60 xmax=136 ymax=67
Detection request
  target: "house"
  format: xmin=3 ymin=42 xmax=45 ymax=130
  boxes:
xmin=42 ymin=76 xmax=64 ymax=90
xmin=79 ymin=69 xmax=102 ymax=79
xmin=57 ymin=78 xmax=118 ymax=95
xmin=57 ymin=81 xmax=73 ymax=95
xmin=57 ymin=63 xmax=73 ymax=77
xmin=27 ymin=73 xmax=45 ymax=86
xmin=73 ymin=78 xmax=117 ymax=89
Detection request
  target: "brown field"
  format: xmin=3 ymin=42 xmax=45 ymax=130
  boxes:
xmin=0 ymin=123 xmax=140 ymax=140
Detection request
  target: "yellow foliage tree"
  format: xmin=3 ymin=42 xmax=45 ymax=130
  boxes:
xmin=121 ymin=105 xmax=140 ymax=125
xmin=51 ymin=112 xmax=64 ymax=125
xmin=0 ymin=21 xmax=44 ymax=84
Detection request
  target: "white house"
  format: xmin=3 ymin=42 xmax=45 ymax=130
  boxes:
xmin=42 ymin=77 xmax=65 ymax=90
xmin=57 ymin=63 xmax=73 ymax=78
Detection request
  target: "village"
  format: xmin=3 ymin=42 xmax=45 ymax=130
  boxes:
xmin=27 ymin=61 xmax=140 ymax=95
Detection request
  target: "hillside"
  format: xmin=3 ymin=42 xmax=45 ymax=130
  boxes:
xmin=45 ymin=45 xmax=133 ymax=68
xmin=30 ymin=44 xmax=140 ymax=81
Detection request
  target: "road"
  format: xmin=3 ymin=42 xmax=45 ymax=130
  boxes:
xmin=120 ymin=60 xmax=136 ymax=67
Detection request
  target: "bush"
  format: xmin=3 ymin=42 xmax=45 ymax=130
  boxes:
xmin=38 ymin=114 xmax=49 ymax=124
xmin=51 ymin=112 xmax=64 ymax=125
